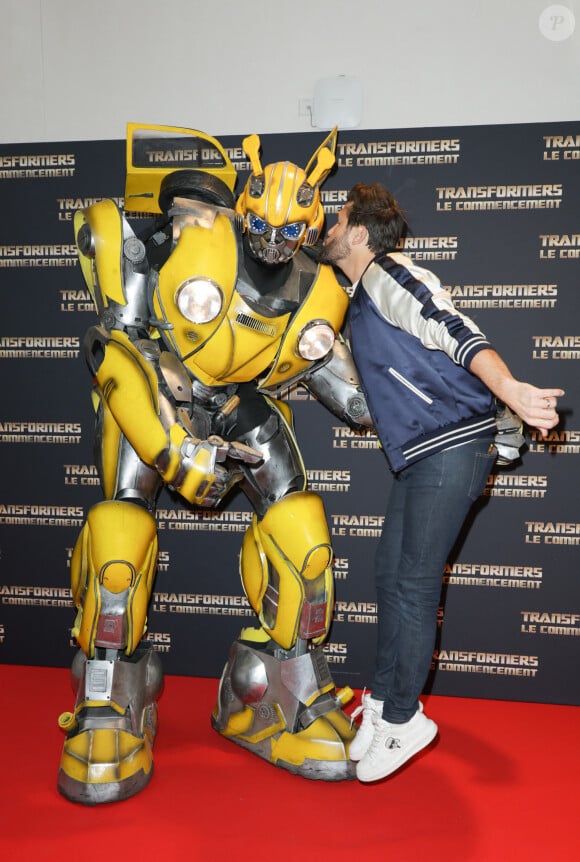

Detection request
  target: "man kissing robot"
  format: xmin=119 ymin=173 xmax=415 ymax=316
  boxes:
xmin=56 ymin=123 xmax=373 ymax=804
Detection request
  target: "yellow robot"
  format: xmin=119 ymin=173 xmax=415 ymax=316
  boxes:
xmin=57 ymin=124 xmax=372 ymax=804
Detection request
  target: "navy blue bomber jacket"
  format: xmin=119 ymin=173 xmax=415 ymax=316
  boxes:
xmin=348 ymin=252 xmax=497 ymax=473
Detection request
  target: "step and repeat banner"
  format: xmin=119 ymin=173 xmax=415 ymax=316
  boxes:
xmin=0 ymin=122 xmax=578 ymax=705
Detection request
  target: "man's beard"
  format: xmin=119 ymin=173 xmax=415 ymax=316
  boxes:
xmin=318 ymin=234 xmax=351 ymax=266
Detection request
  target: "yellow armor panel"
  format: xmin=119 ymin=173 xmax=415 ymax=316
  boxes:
xmin=154 ymin=217 xmax=238 ymax=364
xmin=271 ymin=714 xmax=354 ymax=768
xmin=74 ymin=200 xmax=125 ymax=310
xmin=154 ymin=218 xmax=294 ymax=385
xmin=186 ymin=291 xmax=290 ymax=385
xmin=70 ymin=500 xmax=158 ymax=656
xmin=240 ymin=491 xmax=334 ymax=650
xmin=266 ymin=394 xmax=293 ymax=428
xmin=93 ymin=329 xmax=185 ymax=479
xmin=96 ymin=393 xmax=123 ymax=500
xmin=259 ymin=264 xmax=349 ymax=389
xmin=255 ymin=162 xmax=312 ymax=227
xmin=92 ymin=333 xmax=220 ymax=500
xmin=59 ymin=727 xmax=153 ymax=788
xmin=124 ymin=123 xmax=237 ymax=215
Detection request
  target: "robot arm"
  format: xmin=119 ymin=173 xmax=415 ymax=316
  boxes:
xmin=75 ymin=200 xmax=151 ymax=338
xmin=302 ymin=337 xmax=373 ymax=431
xmin=85 ymin=326 xmax=260 ymax=506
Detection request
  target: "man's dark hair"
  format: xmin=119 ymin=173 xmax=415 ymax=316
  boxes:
xmin=346 ymin=183 xmax=407 ymax=253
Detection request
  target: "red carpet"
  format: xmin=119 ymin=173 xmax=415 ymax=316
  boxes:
xmin=1 ymin=664 xmax=576 ymax=861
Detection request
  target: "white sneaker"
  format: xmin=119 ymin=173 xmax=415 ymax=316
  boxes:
xmin=348 ymin=692 xmax=384 ymax=761
xmin=356 ymin=708 xmax=438 ymax=782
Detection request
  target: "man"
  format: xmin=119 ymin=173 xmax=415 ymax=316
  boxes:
xmin=319 ymin=182 xmax=564 ymax=783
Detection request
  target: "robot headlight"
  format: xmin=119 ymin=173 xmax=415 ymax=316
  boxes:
xmin=175 ymin=277 xmax=223 ymax=324
xmin=247 ymin=213 xmax=306 ymax=241
xmin=297 ymin=320 xmax=335 ymax=361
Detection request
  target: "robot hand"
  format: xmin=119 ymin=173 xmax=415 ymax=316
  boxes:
xmin=494 ymin=401 xmax=525 ymax=466
xmin=172 ymin=434 xmax=262 ymax=507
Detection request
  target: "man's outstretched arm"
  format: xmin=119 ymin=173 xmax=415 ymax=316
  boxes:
xmin=470 ymin=348 xmax=564 ymax=438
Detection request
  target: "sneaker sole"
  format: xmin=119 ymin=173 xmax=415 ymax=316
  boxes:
xmin=356 ymin=721 xmax=438 ymax=783
xmin=349 ymin=742 xmax=370 ymax=762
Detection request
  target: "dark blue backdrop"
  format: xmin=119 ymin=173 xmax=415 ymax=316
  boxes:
xmin=0 ymin=122 xmax=578 ymax=705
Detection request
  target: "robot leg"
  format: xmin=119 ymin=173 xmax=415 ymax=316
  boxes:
xmin=212 ymin=491 xmax=356 ymax=780
xmin=58 ymin=499 xmax=162 ymax=804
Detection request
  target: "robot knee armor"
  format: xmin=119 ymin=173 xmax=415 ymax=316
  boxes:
xmin=240 ymin=491 xmax=334 ymax=650
xmin=70 ymin=499 xmax=158 ymax=656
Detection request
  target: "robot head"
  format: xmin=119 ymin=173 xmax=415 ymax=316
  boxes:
xmin=235 ymin=129 xmax=337 ymax=265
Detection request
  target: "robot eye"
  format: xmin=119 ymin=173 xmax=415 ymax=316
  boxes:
xmin=280 ymin=222 xmax=306 ymax=241
xmin=247 ymin=214 xmax=268 ymax=235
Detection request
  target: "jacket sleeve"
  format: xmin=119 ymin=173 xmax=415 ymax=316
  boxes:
xmin=361 ymin=253 xmax=492 ymax=368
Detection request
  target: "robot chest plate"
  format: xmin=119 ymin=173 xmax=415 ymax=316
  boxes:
xmin=184 ymin=294 xmax=291 ymax=385
xmin=153 ymin=220 xmax=347 ymax=387
xmin=153 ymin=220 xmax=287 ymax=384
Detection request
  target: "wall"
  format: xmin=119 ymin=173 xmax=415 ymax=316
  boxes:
xmin=1 ymin=0 xmax=579 ymax=144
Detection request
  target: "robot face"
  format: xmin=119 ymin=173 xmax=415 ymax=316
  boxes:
xmin=235 ymin=130 xmax=337 ymax=266
xmin=245 ymin=210 xmax=307 ymax=264
xmin=240 ymin=161 xmax=319 ymax=265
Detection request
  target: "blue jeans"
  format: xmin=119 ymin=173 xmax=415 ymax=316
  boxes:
xmin=371 ymin=437 xmax=497 ymax=723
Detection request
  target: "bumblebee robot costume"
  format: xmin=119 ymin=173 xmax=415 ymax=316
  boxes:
xmin=57 ymin=124 xmax=372 ymax=804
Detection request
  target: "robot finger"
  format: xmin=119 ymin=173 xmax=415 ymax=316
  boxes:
xmin=206 ymin=435 xmax=263 ymax=466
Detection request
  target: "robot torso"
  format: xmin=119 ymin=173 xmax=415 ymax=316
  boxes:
xmin=151 ymin=210 xmax=349 ymax=391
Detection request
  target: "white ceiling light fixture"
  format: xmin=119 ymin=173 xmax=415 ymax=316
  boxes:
xmin=310 ymin=76 xmax=363 ymax=130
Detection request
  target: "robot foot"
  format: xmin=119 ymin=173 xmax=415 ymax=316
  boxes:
xmin=57 ymin=644 xmax=163 ymax=805
xmin=212 ymin=640 xmax=356 ymax=781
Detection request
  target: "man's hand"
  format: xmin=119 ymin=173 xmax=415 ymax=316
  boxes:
xmin=498 ymin=381 xmax=564 ymax=438
xmin=469 ymin=349 xmax=564 ymax=438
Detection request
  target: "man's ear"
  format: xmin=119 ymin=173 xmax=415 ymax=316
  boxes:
xmin=352 ymin=224 xmax=368 ymax=246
